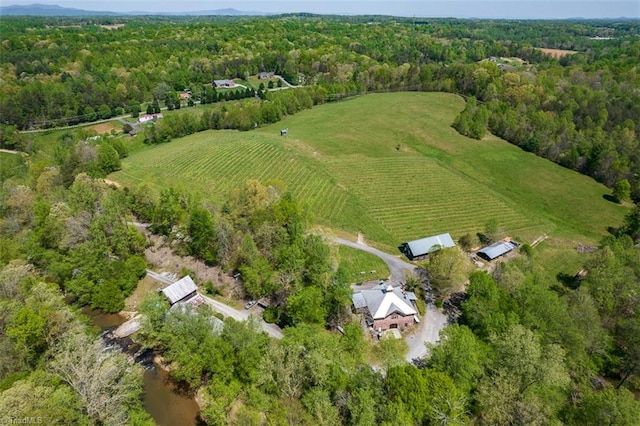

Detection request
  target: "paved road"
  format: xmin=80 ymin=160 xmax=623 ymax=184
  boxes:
xmin=275 ymin=75 xmax=302 ymax=89
xmin=333 ymin=237 xmax=447 ymax=363
xmin=18 ymin=101 xmax=198 ymax=134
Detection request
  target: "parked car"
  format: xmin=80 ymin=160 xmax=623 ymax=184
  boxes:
xmin=244 ymin=300 xmax=257 ymax=309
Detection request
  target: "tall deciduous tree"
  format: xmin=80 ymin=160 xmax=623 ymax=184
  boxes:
xmin=427 ymin=324 xmax=489 ymax=392
xmin=425 ymin=247 xmax=471 ymax=300
xmin=612 ymin=179 xmax=631 ymax=203
xmin=188 ymin=207 xmax=216 ymax=264
xmin=462 ymin=271 xmax=519 ymax=338
xmin=475 ymin=324 xmax=570 ymax=425
xmin=50 ymin=330 xmax=147 ymax=425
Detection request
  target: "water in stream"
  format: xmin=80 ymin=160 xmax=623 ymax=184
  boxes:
xmin=143 ymin=363 xmax=201 ymax=426
xmin=82 ymin=307 xmax=201 ymax=425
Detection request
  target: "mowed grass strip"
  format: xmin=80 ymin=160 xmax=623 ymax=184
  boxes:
xmin=259 ymin=92 xmax=627 ymax=243
xmin=113 ymin=92 xmax=628 ymax=252
xmin=337 ymin=245 xmax=391 ymax=283
xmin=112 ymin=131 xmax=366 ymax=228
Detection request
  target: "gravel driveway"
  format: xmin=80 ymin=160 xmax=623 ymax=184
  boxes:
xmin=333 ymin=237 xmax=448 ymax=363
xmin=199 ymin=293 xmax=284 ymax=339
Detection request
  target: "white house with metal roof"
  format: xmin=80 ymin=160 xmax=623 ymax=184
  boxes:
xmin=398 ymin=233 xmax=456 ymax=260
xmin=352 ymin=283 xmax=418 ymax=331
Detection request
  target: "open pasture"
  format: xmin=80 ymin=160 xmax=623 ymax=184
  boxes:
xmin=535 ymin=47 xmax=579 ymax=58
xmin=87 ymin=121 xmax=121 ymax=134
xmin=112 ymin=92 xmax=628 ymax=251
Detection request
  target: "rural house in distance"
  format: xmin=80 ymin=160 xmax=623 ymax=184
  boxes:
xmin=398 ymin=232 xmax=455 ymax=260
xmin=352 ymin=283 xmax=418 ymax=332
xmin=213 ymin=79 xmax=235 ymax=88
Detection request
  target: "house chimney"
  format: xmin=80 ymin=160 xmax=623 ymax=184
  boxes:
xmin=386 ymin=285 xmax=394 ymax=293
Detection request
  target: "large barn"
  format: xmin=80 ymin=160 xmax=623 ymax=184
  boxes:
xmin=398 ymin=233 xmax=455 ymax=260
xmin=352 ymin=283 xmax=418 ymax=331
xmin=477 ymin=240 xmax=519 ymax=261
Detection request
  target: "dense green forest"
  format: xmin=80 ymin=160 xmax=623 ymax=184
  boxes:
xmin=1 ymin=15 xmax=640 ymax=425
xmin=3 ymin=139 xmax=640 ymax=423
xmin=1 ymin=16 xmax=639 ymax=195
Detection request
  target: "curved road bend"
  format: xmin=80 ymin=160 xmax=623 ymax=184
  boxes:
xmin=332 ymin=237 xmax=448 ymax=363
xmin=334 ymin=237 xmax=414 ymax=282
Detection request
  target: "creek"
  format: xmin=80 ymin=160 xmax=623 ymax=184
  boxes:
xmin=82 ymin=308 xmax=201 ymax=426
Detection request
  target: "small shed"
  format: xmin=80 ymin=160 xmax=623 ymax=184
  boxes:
xmin=161 ymin=276 xmax=198 ymax=305
xmin=351 ymin=293 xmax=367 ymax=310
xmin=477 ymin=240 xmax=519 ymax=261
xmin=398 ymin=233 xmax=455 ymax=260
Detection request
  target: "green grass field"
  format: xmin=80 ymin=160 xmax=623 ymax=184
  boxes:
xmin=337 ymin=246 xmax=390 ymax=283
xmin=111 ymin=92 xmax=628 ymax=254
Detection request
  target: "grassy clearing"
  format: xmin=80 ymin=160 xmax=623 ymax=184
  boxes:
xmin=337 ymin=245 xmax=390 ymax=283
xmin=246 ymin=75 xmax=279 ymax=89
xmin=1 ymin=152 xmax=28 ymax=180
xmin=86 ymin=121 xmax=121 ymax=135
xmin=111 ymin=92 xmax=628 ymax=257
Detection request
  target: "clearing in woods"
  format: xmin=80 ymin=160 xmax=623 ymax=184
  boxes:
xmin=535 ymin=47 xmax=579 ymax=58
xmin=111 ymin=92 xmax=627 ymax=252
xmin=87 ymin=121 xmax=121 ymax=134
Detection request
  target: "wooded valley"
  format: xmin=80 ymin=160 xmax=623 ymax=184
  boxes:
xmin=1 ymin=15 xmax=639 ymax=425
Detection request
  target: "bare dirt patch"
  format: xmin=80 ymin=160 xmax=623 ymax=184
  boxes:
xmin=143 ymin=232 xmax=239 ymax=298
xmin=536 ymin=48 xmax=578 ymax=59
xmin=103 ymin=179 xmax=122 ymax=189
xmin=88 ymin=122 xmax=121 ymax=134
xmin=99 ymin=24 xmax=126 ymax=30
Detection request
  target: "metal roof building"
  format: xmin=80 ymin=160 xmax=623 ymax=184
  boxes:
xmin=352 ymin=283 xmax=417 ymax=319
xmin=213 ymin=79 xmax=235 ymax=87
xmin=398 ymin=233 xmax=455 ymax=260
xmin=477 ymin=240 xmax=519 ymax=261
xmin=161 ymin=276 xmax=198 ymax=305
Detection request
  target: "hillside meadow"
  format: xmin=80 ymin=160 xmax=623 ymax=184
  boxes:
xmin=111 ymin=92 xmax=628 ymax=254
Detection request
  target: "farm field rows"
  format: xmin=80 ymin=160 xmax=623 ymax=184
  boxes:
xmin=324 ymin=155 xmax=537 ymax=243
xmin=112 ymin=92 xmax=628 ymax=251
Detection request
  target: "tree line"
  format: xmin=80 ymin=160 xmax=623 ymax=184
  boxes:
xmin=2 ymin=17 xmax=639 ymax=198
xmin=2 ymin=119 xmax=640 ymax=425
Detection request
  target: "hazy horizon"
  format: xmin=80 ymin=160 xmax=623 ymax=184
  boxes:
xmin=3 ymin=1 xmax=640 ymax=19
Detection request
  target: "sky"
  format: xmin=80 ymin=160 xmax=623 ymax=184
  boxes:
xmin=3 ymin=0 xmax=640 ymax=19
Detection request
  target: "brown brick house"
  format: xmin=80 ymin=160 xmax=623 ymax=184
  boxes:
xmin=352 ymin=283 xmax=418 ymax=332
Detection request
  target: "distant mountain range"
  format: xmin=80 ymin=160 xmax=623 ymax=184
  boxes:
xmin=0 ymin=3 xmax=268 ymax=16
